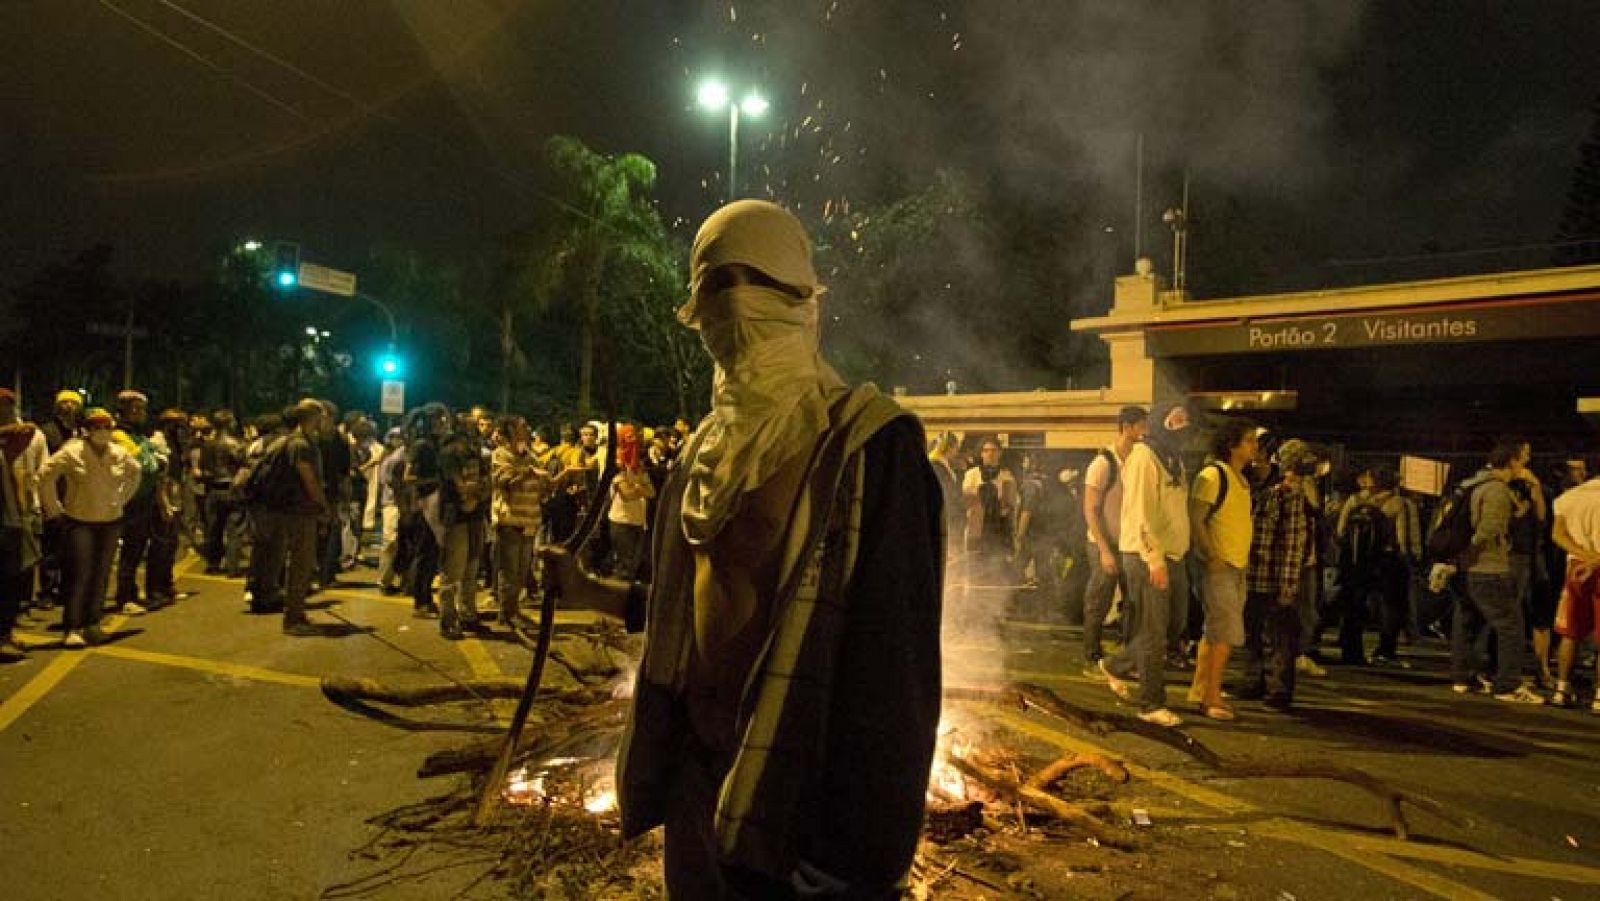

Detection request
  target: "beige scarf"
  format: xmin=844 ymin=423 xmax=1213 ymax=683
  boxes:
xmin=680 ymin=285 xmax=846 ymax=545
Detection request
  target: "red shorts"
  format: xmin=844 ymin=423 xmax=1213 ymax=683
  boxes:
xmin=1553 ymin=558 xmax=1600 ymax=643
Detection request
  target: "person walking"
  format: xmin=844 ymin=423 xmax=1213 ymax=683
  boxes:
xmin=1100 ymin=403 xmax=1194 ymax=727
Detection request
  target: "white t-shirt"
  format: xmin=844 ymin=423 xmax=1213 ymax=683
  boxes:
xmin=1553 ymin=479 xmax=1600 ymax=553
xmin=1084 ymin=447 xmax=1125 ymax=547
xmin=608 ymin=470 xmax=651 ymax=528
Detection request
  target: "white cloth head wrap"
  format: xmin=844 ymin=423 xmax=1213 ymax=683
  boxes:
xmin=677 ymin=201 xmax=846 ymax=544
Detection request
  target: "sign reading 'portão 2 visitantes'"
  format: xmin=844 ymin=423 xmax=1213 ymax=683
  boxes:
xmin=1142 ymin=295 xmax=1600 ymax=357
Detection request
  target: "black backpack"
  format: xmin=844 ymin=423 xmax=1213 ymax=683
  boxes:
xmin=238 ymin=436 xmax=300 ymax=508
xmin=1426 ymin=481 xmax=1480 ymax=564
xmin=1342 ymin=500 xmax=1397 ymax=572
xmin=1199 ymin=461 xmax=1231 ymax=523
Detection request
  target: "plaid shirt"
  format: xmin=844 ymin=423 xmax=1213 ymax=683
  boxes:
xmin=1248 ymin=480 xmax=1315 ymax=600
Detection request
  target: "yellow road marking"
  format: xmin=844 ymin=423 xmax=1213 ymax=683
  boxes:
xmin=982 ymin=704 xmax=1252 ymax=814
xmin=90 ymin=645 xmax=321 ymax=689
xmin=1254 ymin=821 xmax=1501 ymax=901
xmin=1339 ymin=830 xmax=1600 ymax=886
xmin=456 ymin=636 xmax=503 ymax=682
xmin=0 ymin=652 xmax=88 ymax=733
xmin=963 ymin=699 xmax=1574 ymax=900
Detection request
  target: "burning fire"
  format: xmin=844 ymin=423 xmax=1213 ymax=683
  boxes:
xmin=584 ymin=789 xmax=618 ymax=813
xmin=503 ymin=757 xmax=619 ymax=815
xmin=504 ymin=766 xmax=546 ymax=807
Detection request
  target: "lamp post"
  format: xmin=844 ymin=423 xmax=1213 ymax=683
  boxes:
xmin=697 ymin=78 xmax=768 ymax=201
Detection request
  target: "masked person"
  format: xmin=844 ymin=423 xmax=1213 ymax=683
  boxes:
xmin=1099 ymin=402 xmax=1194 ymax=727
xmin=542 ymin=200 xmax=943 ymax=899
xmin=37 ymin=409 xmax=140 ymax=648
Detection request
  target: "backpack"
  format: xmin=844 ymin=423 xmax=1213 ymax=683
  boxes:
xmin=1342 ymin=500 xmax=1397 ymax=572
xmin=1095 ymin=447 xmax=1119 ymax=493
xmin=236 ymin=436 xmax=299 ymax=507
xmin=1199 ymin=461 xmax=1231 ymax=524
xmin=1426 ymin=481 xmax=1480 ymax=564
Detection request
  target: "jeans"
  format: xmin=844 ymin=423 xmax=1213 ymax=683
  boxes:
xmin=438 ymin=519 xmax=485 ymax=628
xmin=1080 ymin=547 xmax=1126 ymax=662
xmin=1105 ymin=554 xmax=1186 ymax=710
xmin=117 ymin=496 xmax=177 ymax=602
xmin=376 ymin=505 xmax=402 ymax=589
xmin=609 ymin=521 xmax=647 ymax=582
xmin=202 ymin=489 xmax=236 ymax=569
xmin=62 ymin=519 xmax=120 ymax=630
xmin=1243 ymin=568 xmax=1315 ymax=701
xmin=494 ymin=525 xmax=535 ymax=620
xmin=0 ymin=527 xmax=32 ymax=635
xmin=252 ymin=509 xmax=319 ymax=621
xmin=408 ymin=516 xmax=439 ymax=612
xmin=1451 ymin=572 xmax=1524 ymax=694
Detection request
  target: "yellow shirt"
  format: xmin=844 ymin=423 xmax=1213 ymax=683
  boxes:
xmin=1192 ymin=461 xmax=1252 ymax=569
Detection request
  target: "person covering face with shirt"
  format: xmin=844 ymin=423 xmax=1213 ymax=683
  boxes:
xmin=541 ymin=199 xmax=943 ymax=899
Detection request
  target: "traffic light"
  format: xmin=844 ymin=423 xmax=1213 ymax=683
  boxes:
xmin=375 ymin=347 xmax=403 ymax=378
xmin=272 ymin=242 xmax=300 ymax=288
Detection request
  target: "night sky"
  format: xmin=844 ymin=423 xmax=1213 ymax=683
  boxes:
xmin=4 ymin=0 xmax=1599 ymax=300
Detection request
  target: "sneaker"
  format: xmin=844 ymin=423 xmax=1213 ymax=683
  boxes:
xmin=1082 ymin=663 xmax=1109 ymax=680
xmin=282 ymin=619 xmax=319 ymax=637
xmin=1452 ymin=682 xmax=1473 ymax=694
xmin=1369 ymin=653 xmax=1409 ymax=668
xmin=62 ymin=631 xmax=88 ymax=649
xmin=1548 ymin=686 xmax=1574 ymax=708
xmin=1475 ymin=674 xmax=1494 ymax=695
xmin=1294 ymin=655 xmax=1327 ymax=677
xmin=1138 ymin=707 xmax=1183 ymax=727
xmin=441 ymin=622 xmax=465 ymax=641
xmin=1493 ymin=686 xmax=1545 ymax=705
xmin=120 ymin=601 xmax=147 ymax=616
xmin=84 ymin=624 xmax=110 ymax=646
xmin=1591 ymin=698 xmax=1600 ymax=715
xmin=413 ymin=604 xmax=440 ymax=620
xmin=1262 ymin=695 xmax=1293 ymax=712
xmin=1099 ymin=659 xmax=1132 ymax=701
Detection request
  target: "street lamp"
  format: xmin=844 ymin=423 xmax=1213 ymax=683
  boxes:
xmin=697 ymin=77 xmax=768 ymax=200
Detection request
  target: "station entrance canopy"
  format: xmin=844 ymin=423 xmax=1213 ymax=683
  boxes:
xmin=899 ymin=263 xmax=1600 ymax=455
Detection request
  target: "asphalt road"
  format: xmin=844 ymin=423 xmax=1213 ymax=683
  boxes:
xmin=3 ymin=556 xmax=1599 ymax=900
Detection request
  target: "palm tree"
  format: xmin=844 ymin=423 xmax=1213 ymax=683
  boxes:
xmin=524 ymin=136 xmax=672 ymax=416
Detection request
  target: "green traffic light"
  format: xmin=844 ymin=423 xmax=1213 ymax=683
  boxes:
xmin=277 ymin=271 xmax=297 ymax=287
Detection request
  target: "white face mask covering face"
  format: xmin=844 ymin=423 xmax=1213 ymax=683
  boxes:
xmin=679 ymin=285 xmax=845 ymax=545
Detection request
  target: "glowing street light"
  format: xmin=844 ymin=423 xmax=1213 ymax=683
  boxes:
xmin=696 ymin=77 xmax=767 ymax=200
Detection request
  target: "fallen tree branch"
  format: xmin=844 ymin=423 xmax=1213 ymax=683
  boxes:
xmin=1026 ymin=752 xmax=1130 ymax=788
xmin=954 ymin=682 xmax=1462 ymax=840
xmin=321 ymin=676 xmax=607 ymax=708
xmin=947 ymin=756 xmax=1131 ymax=848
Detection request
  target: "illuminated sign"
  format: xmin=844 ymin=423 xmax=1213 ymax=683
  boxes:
xmin=1143 ymin=295 xmax=1600 ymax=357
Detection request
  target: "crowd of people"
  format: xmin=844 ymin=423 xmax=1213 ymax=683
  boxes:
xmin=0 ymin=381 xmax=693 ymax=655
xmin=930 ymin=403 xmax=1600 ymax=727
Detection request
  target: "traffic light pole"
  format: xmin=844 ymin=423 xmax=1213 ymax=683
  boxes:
xmin=355 ymin=291 xmax=398 ymax=344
